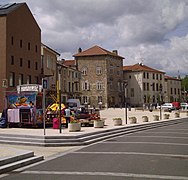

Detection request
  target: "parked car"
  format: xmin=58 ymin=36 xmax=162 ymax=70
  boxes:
xmin=172 ymin=102 xmax=180 ymax=110
xmin=157 ymin=103 xmax=176 ymax=111
xmin=180 ymin=102 xmax=188 ymax=110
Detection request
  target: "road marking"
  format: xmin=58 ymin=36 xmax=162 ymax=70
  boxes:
xmin=72 ymin=151 xmax=188 ymax=158
xmin=134 ymin=131 xmax=188 ymax=135
xmin=125 ymin=135 xmax=188 ymax=139
xmin=22 ymin=170 xmax=188 ymax=179
xmin=102 ymin=141 xmax=188 ymax=146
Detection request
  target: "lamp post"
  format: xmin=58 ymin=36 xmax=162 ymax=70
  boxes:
xmin=57 ymin=64 xmax=62 ymax=133
xmin=124 ymin=81 xmax=128 ymax=124
xmin=159 ymin=84 xmax=163 ymax=120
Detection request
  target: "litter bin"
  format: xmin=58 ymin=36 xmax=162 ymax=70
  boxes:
xmin=0 ymin=117 xmax=7 ymax=128
xmin=53 ymin=118 xmax=59 ymax=129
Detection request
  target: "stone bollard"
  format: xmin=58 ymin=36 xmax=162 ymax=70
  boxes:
xmin=129 ymin=117 xmax=137 ymax=124
xmin=113 ymin=118 xmax=122 ymax=126
xmin=164 ymin=114 xmax=170 ymax=119
xmin=174 ymin=112 xmax=180 ymax=118
xmin=142 ymin=116 xmax=149 ymax=122
xmin=153 ymin=115 xmax=159 ymax=121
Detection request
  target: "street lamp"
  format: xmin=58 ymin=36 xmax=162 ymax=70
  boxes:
xmin=57 ymin=64 xmax=63 ymax=133
xmin=159 ymin=84 xmax=163 ymax=120
xmin=124 ymin=80 xmax=128 ymax=124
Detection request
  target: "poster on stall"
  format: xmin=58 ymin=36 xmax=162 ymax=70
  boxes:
xmin=7 ymin=92 xmax=37 ymax=108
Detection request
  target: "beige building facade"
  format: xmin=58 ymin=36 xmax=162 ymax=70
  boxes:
xmin=123 ymin=63 xmax=165 ymax=106
xmin=164 ymin=76 xmax=181 ymax=102
xmin=0 ymin=3 xmax=41 ymax=111
xmin=73 ymin=45 xmax=124 ymax=108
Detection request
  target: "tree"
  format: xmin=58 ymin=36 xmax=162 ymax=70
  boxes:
xmin=181 ymin=75 xmax=188 ymax=91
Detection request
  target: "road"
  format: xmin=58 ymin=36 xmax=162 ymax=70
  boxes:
xmin=1 ymin=121 xmax=188 ymax=180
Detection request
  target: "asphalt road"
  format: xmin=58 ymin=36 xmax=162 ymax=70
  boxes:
xmin=1 ymin=121 xmax=188 ymax=180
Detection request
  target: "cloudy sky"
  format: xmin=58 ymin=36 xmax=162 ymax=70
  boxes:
xmin=2 ymin=0 xmax=188 ymax=77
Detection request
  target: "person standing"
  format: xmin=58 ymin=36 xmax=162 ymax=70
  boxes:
xmin=65 ymin=107 xmax=71 ymax=128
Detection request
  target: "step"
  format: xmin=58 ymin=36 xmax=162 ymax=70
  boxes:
xmin=0 ymin=156 xmax=44 ymax=174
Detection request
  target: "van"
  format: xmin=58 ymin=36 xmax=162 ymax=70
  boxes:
xmin=66 ymin=99 xmax=81 ymax=111
xmin=172 ymin=102 xmax=180 ymax=110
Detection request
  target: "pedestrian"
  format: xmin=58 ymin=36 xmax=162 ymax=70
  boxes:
xmin=65 ymin=107 xmax=71 ymax=128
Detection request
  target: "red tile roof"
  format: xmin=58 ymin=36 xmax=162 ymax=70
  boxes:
xmin=73 ymin=45 xmax=124 ymax=59
xmin=165 ymin=75 xmax=181 ymax=81
xmin=63 ymin=60 xmax=76 ymax=66
xmin=123 ymin=63 xmax=165 ymax=73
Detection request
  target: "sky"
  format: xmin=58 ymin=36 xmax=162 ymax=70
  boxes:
xmin=1 ymin=0 xmax=188 ymax=77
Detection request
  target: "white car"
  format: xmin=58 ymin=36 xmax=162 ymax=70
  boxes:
xmin=181 ymin=103 xmax=188 ymax=110
xmin=157 ymin=103 xmax=175 ymax=111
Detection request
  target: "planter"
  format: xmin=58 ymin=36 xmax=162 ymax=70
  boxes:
xmin=142 ymin=116 xmax=148 ymax=122
xmin=129 ymin=117 xmax=137 ymax=124
xmin=94 ymin=120 xmax=104 ymax=128
xmin=68 ymin=123 xmax=81 ymax=132
xmin=113 ymin=119 xmax=122 ymax=126
xmin=174 ymin=112 xmax=180 ymax=118
xmin=153 ymin=115 xmax=159 ymax=121
xmin=164 ymin=114 xmax=170 ymax=119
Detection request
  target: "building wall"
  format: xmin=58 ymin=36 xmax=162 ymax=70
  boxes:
xmin=124 ymin=70 xmax=165 ymax=106
xmin=76 ymin=55 xmax=124 ymax=108
xmin=165 ymin=78 xmax=181 ymax=102
xmin=0 ymin=3 xmax=41 ymax=111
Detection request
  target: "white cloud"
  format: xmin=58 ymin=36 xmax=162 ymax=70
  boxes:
xmin=6 ymin=0 xmax=188 ymax=76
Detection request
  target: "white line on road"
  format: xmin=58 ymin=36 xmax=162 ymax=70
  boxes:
xmin=22 ymin=170 xmax=188 ymax=180
xmin=102 ymin=141 xmax=188 ymax=146
xmin=72 ymin=151 xmax=188 ymax=158
xmin=125 ymin=135 xmax=188 ymax=139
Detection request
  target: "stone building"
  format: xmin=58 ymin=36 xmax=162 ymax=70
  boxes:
xmin=0 ymin=3 xmax=41 ymax=111
xmin=164 ymin=76 xmax=181 ymax=102
xmin=73 ymin=45 xmax=124 ymax=108
xmin=57 ymin=60 xmax=82 ymax=103
xmin=123 ymin=63 xmax=165 ymax=106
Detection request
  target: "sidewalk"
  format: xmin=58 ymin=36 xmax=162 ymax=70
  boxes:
xmin=0 ymin=108 xmax=187 ymax=159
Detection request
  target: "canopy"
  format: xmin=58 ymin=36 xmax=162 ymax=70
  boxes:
xmin=49 ymin=103 xmax=65 ymax=111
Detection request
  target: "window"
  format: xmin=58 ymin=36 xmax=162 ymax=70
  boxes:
xmin=129 ymin=75 xmax=131 ymax=79
xmin=35 ymin=62 xmax=38 ymax=70
xmin=18 ymin=74 xmax=23 ymax=85
xmin=35 ymin=45 xmax=38 ymax=53
xmin=153 ymin=73 xmax=155 ymax=79
xmin=160 ymin=74 xmax=162 ymax=80
xmin=28 ymin=42 xmax=30 ymax=50
xmin=96 ymin=81 xmax=103 ymax=90
xmin=83 ymin=96 xmax=89 ymax=104
xmin=156 ymin=74 xmax=158 ymax=80
xmin=20 ymin=58 xmax=23 ymax=67
xmin=143 ymin=82 xmax=146 ymax=91
xmin=11 ymin=56 xmax=14 ymax=65
xmin=98 ymin=96 xmax=102 ymax=103
xmin=147 ymin=72 xmax=149 ymax=79
xmin=20 ymin=40 xmax=22 ymax=48
xmin=147 ymin=83 xmax=149 ymax=91
xmin=28 ymin=60 xmax=31 ymax=68
xmin=47 ymin=55 xmax=53 ymax=69
xmin=82 ymin=81 xmax=89 ymax=90
xmin=130 ymin=88 xmax=134 ymax=97
xmin=143 ymin=72 xmax=146 ymax=78
xmin=96 ymin=67 xmax=102 ymax=75
xmin=9 ymin=72 xmax=15 ymax=87
xmin=35 ymin=76 xmax=39 ymax=84
xmin=152 ymin=83 xmax=155 ymax=91
xmin=26 ymin=75 xmax=31 ymax=84
xmin=156 ymin=83 xmax=159 ymax=91
xmin=171 ymin=88 xmax=173 ymax=94
xmin=174 ymin=88 xmax=176 ymax=95
xmin=82 ymin=67 xmax=87 ymax=75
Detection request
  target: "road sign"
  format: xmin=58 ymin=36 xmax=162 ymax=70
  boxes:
xmin=42 ymin=79 xmax=48 ymax=89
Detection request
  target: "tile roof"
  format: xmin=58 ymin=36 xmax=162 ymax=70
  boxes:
xmin=73 ymin=45 xmax=124 ymax=59
xmin=0 ymin=3 xmax=23 ymax=16
xmin=63 ymin=60 xmax=76 ymax=66
xmin=165 ymin=75 xmax=181 ymax=81
xmin=123 ymin=63 xmax=165 ymax=74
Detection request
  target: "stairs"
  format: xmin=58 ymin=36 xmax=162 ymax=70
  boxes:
xmin=0 ymin=151 xmax=44 ymax=174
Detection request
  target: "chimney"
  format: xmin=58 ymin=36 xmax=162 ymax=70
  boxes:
xmin=78 ymin=47 xmax=82 ymax=53
xmin=112 ymin=50 xmax=118 ymax=55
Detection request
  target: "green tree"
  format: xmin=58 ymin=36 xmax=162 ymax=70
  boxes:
xmin=181 ymin=75 xmax=188 ymax=91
